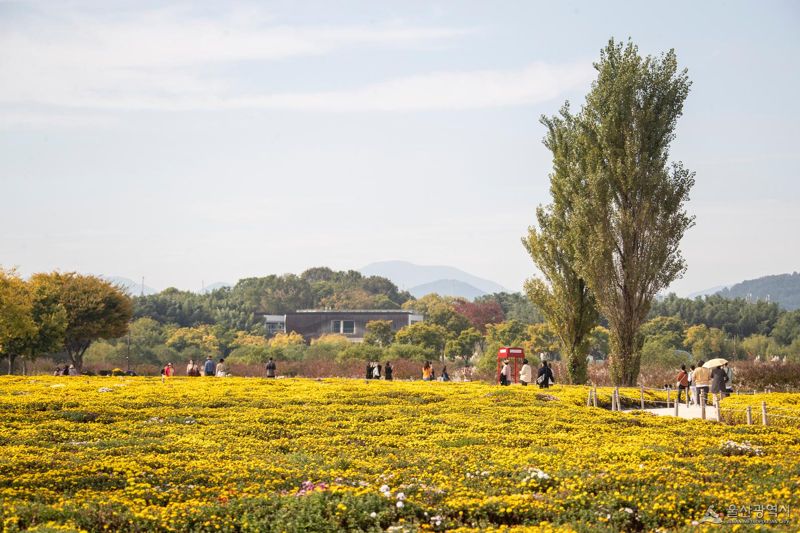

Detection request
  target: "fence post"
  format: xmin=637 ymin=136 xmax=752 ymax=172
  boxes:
xmin=700 ymin=394 xmax=706 ymax=420
xmin=640 ymin=385 xmax=645 ymax=410
xmin=761 ymin=401 xmax=768 ymax=426
xmin=592 ymin=387 xmax=597 ymax=408
xmin=674 ymin=398 xmax=679 ymax=417
xmin=746 ymin=405 xmax=752 ymax=425
xmin=666 ymin=387 xmax=671 ymax=408
xmin=715 ymin=394 xmax=721 ymax=422
xmin=611 ymin=388 xmax=617 ymax=411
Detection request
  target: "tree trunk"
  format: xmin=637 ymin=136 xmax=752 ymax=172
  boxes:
xmin=22 ymin=359 xmax=27 ymax=376
xmin=610 ymin=329 xmax=643 ymax=386
xmin=564 ymin=347 xmax=588 ymax=385
xmin=6 ymin=355 xmax=12 ymax=375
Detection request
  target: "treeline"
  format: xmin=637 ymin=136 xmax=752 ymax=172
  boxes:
xmin=3 ymin=265 xmax=799 ymax=376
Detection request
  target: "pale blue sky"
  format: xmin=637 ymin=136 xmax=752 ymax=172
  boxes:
xmin=1 ymin=1 xmax=798 ymax=295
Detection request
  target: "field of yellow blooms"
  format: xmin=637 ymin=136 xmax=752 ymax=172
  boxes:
xmin=1 ymin=376 xmax=798 ymax=532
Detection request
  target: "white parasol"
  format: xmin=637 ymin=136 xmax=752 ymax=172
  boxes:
xmin=702 ymin=358 xmax=728 ymax=368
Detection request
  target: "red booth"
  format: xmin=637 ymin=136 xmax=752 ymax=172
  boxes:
xmin=496 ymin=346 xmax=525 ymax=384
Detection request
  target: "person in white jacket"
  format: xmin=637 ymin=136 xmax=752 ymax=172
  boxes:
xmin=519 ymin=359 xmax=532 ymax=386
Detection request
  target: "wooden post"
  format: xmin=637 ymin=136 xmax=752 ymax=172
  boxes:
xmin=674 ymin=398 xmax=679 ymax=417
xmin=761 ymin=401 xmax=768 ymax=426
xmin=746 ymin=405 xmax=752 ymax=425
xmin=666 ymin=387 xmax=671 ymax=408
xmin=592 ymin=387 xmax=597 ymax=408
xmin=640 ymin=385 xmax=645 ymax=410
xmin=700 ymin=394 xmax=706 ymax=420
xmin=715 ymin=394 xmax=721 ymax=422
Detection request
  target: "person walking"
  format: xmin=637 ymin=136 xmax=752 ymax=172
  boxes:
xmin=372 ymin=363 xmax=382 ymax=380
xmin=723 ymin=363 xmax=734 ymax=397
xmin=384 ymin=361 xmax=393 ymax=381
xmin=215 ymin=358 xmax=227 ymax=377
xmin=499 ymin=359 xmax=511 ymax=386
xmin=422 ymin=361 xmax=432 ymax=381
xmin=204 ymin=356 xmax=216 ymax=377
xmin=688 ymin=364 xmax=696 ymax=404
xmin=265 ymin=357 xmax=276 ymax=378
xmin=693 ymin=361 xmax=711 ymax=405
xmin=366 ymin=362 xmax=373 ymax=380
xmin=676 ymin=364 xmax=690 ymax=405
xmin=537 ymin=361 xmax=554 ymax=389
xmin=519 ymin=359 xmax=532 ymax=386
xmin=710 ymin=364 xmax=727 ymax=405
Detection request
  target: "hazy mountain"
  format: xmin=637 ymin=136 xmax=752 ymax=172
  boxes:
xmin=360 ymin=260 xmax=505 ymax=294
xmin=408 ymin=279 xmax=487 ymax=300
xmin=716 ymin=272 xmax=800 ymax=310
xmin=200 ymin=282 xmax=232 ymax=294
xmin=100 ymin=276 xmax=158 ymax=296
xmin=687 ymin=285 xmax=731 ymax=299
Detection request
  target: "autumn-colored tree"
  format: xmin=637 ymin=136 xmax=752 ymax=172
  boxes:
xmin=3 ymin=274 xmax=68 ymax=374
xmin=268 ymin=331 xmax=305 ymax=347
xmin=452 ymin=300 xmax=505 ymax=334
xmin=31 ymin=272 xmax=132 ymax=372
xmin=0 ymin=269 xmax=36 ymax=374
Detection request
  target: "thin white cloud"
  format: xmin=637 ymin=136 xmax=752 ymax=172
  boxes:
xmin=0 ymin=3 xmax=592 ymax=114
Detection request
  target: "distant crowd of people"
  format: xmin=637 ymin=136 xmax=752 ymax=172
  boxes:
xmin=675 ymin=361 xmax=734 ymax=404
xmin=53 ymin=364 xmax=79 ymax=376
xmin=499 ymin=358 xmax=554 ymax=388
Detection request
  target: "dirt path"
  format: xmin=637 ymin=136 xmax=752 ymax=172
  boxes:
xmin=638 ymin=404 xmax=719 ymax=420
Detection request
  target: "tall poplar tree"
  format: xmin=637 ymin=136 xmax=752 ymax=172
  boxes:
xmin=523 ymin=105 xmax=598 ymax=384
xmin=571 ymin=40 xmax=695 ymax=385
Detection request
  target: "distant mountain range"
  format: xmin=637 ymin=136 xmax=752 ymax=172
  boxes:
xmin=716 ymin=272 xmax=800 ymax=310
xmin=100 ymin=276 xmax=231 ymax=296
xmin=100 ymin=276 xmax=159 ymax=296
xmin=360 ymin=260 xmax=506 ymax=300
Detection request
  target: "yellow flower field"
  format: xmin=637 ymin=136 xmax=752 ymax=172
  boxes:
xmin=0 ymin=376 xmax=797 ymax=532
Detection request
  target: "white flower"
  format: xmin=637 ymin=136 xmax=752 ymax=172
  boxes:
xmin=370 ymin=511 xmax=377 ymax=518
xmin=623 ymin=507 xmax=634 ymax=514
xmin=396 ymin=501 xmax=404 ymax=509
xmin=396 ymin=492 xmax=406 ymax=501
xmin=379 ymin=484 xmax=390 ymax=493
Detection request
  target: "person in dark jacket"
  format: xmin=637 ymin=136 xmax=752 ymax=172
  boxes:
xmin=710 ymin=364 xmax=728 ymax=404
xmin=537 ymin=361 xmax=554 ymax=389
xmin=366 ymin=362 xmax=373 ymax=380
xmin=384 ymin=361 xmax=393 ymax=381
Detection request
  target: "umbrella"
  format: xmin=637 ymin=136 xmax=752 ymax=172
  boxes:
xmin=703 ymin=358 xmax=728 ymax=368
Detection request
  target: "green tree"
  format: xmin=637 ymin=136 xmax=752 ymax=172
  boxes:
xmin=771 ymin=310 xmax=800 ymax=346
xmin=640 ymin=316 xmax=686 ymax=349
xmin=363 ymin=320 xmax=395 ymax=347
xmin=444 ymin=327 xmax=482 ymax=364
xmin=568 ymin=40 xmax=695 ymax=385
xmin=524 ymin=106 xmax=598 ymax=384
xmin=31 ymin=272 xmax=132 ymax=372
xmin=395 ymin=322 xmax=448 ymax=358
